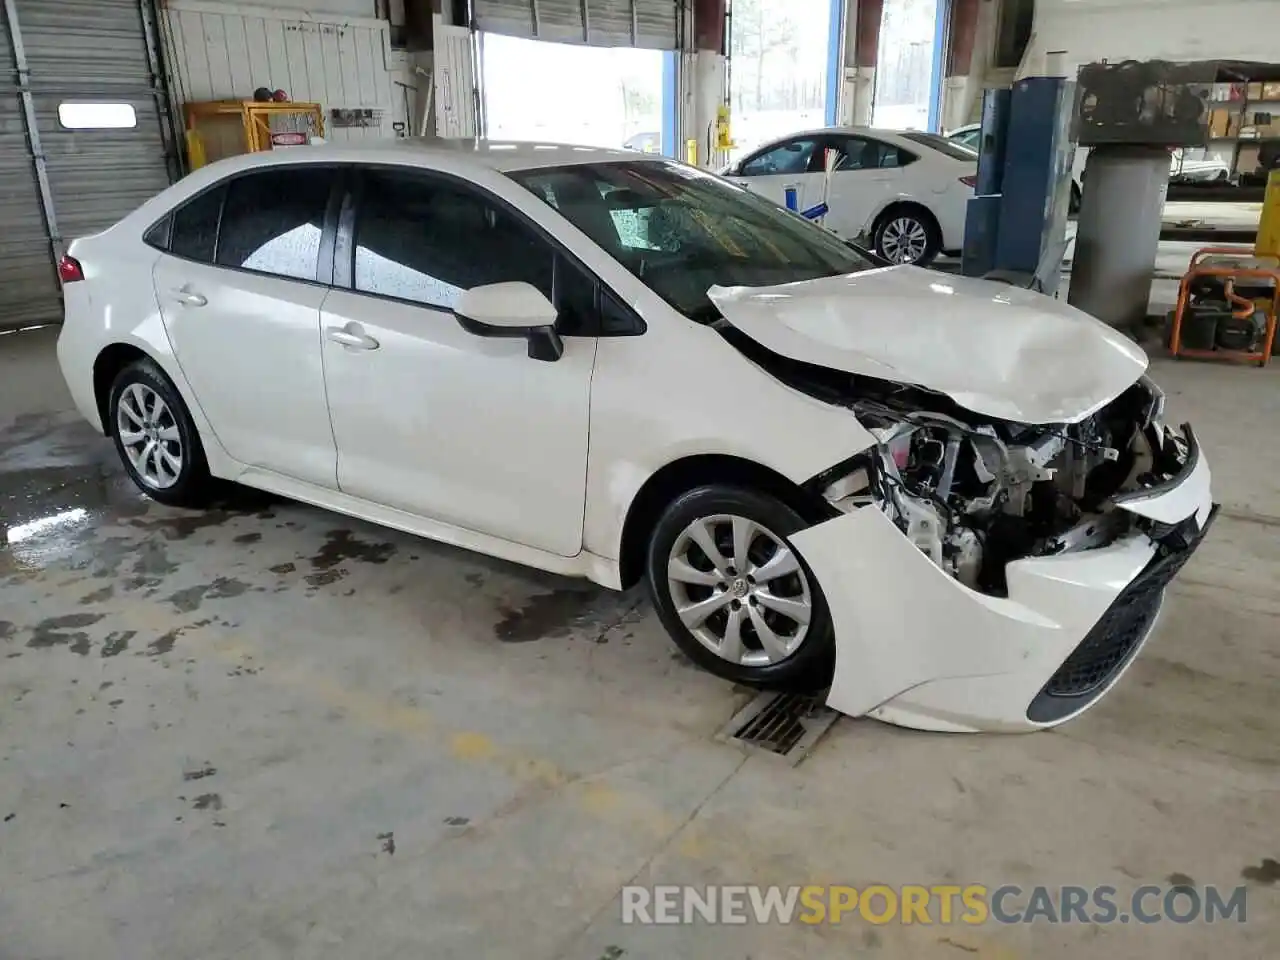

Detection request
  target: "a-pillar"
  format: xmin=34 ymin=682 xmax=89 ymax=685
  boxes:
xmin=1067 ymin=146 xmax=1171 ymax=328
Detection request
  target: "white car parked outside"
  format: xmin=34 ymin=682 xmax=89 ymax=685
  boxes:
xmin=722 ymin=127 xmax=977 ymax=266
xmin=56 ymin=140 xmax=1214 ymax=732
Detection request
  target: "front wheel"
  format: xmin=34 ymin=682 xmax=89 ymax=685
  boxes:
xmin=645 ymin=485 xmax=835 ymax=689
xmin=873 ymin=207 xmax=941 ymax=266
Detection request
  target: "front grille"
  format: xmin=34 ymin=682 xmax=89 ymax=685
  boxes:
xmin=1027 ymin=505 xmax=1217 ymax=723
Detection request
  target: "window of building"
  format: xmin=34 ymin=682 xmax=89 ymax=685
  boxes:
xmin=57 ymin=102 xmax=137 ymax=129
xmin=994 ymin=0 xmax=1035 ymax=70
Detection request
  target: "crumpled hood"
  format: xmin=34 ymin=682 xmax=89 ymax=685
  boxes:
xmin=708 ymin=266 xmax=1149 ymax=424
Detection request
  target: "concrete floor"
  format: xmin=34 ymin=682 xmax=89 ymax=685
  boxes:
xmin=1 ymin=324 xmax=1278 ymax=960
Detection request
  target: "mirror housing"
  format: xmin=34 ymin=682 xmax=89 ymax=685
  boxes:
xmin=454 ymin=281 xmax=563 ymax=362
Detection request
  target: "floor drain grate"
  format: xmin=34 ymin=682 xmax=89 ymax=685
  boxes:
xmin=718 ymin=691 xmax=839 ymax=764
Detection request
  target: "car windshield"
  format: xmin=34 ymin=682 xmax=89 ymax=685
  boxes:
xmin=901 ymin=131 xmax=978 ymax=161
xmin=509 ymin=160 xmax=876 ymax=323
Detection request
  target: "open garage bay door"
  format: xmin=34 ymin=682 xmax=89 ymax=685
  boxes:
xmin=0 ymin=0 xmax=177 ymax=331
xmin=473 ymin=0 xmax=680 ymax=49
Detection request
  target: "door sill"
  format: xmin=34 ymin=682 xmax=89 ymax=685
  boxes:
xmin=233 ymin=467 xmax=620 ymax=587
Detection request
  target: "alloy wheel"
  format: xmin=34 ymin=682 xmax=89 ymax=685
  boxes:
xmin=666 ymin=514 xmax=813 ymax=667
xmin=117 ymin=383 xmax=184 ymax=489
xmin=880 ymin=216 xmax=929 ymax=264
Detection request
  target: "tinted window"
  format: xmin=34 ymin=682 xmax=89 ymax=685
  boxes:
xmin=830 ymin=137 xmax=912 ymax=171
xmin=216 ymin=168 xmax=332 ymax=281
xmin=354 ymin=169 xmax=552 ymax=310
xmin=900 ymin=131 xmax=978 ymax=162
xmin=513 ymin=161 xmax=876 ymax=323
xmin=740 ymin=138 xmax=821 ymax=176
xmin=952 ymin=128 xmax=981 ymax=150
xmin=170 ymin=185 xmax=225 ymax=263
xmin=143 ymin=214 xmax=172 ymax=250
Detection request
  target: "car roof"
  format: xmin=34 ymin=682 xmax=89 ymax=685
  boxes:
xmin=196 ymin=137 xmax=646 ymax=177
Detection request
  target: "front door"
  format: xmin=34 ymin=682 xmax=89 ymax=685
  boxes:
xmin=819 ymin=135 xmax=910 ymax=241
xmin=319 ymin=168 xmax=595 ymax=558
xmin=152 ymin=167 xmax=338 ymax=488
xmin=730 ymin=135 xmax=826 ymax=214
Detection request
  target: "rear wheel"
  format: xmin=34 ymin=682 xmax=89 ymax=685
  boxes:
xmin=873 ymin=206 xmax=941 ymax=266
xmin=109 ymin=358 xmax=212 ymax=507
xmin=645 ymin=485 xmax=834 ymax=689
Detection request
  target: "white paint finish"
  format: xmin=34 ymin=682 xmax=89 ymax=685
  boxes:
xmin=795 ymin=508 xmax=1162 ymax=732
xmin=582 ymin=315 xmax=877 ymax=563
xmin=53 ymin=233 xmax=240 ymax=484
xmin=456 ymin=282 xmax=558 ymax=328
xmin=320 ymin=289 xmax=596 ymax=558
xmin=708 ymin=265 xmax=1150 ymax=424
xmin=55 ymin=140 xmax=1215 ymax=734
xmin=1027 ymin=0 xmax=1280 ymax=75
xmin=727 ymin=127 xmax=974 ymax=252
xmin=164 ymin=0 xmax=394 ymax=143
xmin=152 ymin=257 xmax=337 ymax=488
xmin=1116 ymin=439 xmax=1213 ymax=527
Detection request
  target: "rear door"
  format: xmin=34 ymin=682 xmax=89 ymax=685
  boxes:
xmin=819 ymin=135 xmax=915 ymax=240
xmin=729 ymin=136 xmax=825 ymax=213
xmin=151 ymin=165 xmax=340 ymax=488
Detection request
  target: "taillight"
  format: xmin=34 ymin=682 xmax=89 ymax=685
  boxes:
xmin=58 ymin=255 xmax=84 ymax=283
xmin=959 ymin=175 xmax=977 ymax=188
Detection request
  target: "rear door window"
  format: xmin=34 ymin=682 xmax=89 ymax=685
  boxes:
xmin=215 ymin=168 xmax=334 ymax=281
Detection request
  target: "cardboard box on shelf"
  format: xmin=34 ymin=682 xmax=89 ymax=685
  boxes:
xmin=1248 ymin=82 xmax=1264 ymax=100
xmin=1238 ymin=143 xmax=1261 ymax=173
xmin=1209 ymin=107 xmax=1231 ymax=138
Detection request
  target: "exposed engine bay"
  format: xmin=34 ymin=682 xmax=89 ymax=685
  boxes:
xmin=716 ymin=323 xmax=1190 ymax=597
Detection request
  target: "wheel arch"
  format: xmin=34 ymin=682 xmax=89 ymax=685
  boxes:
xmin=617 ymin=453 xmax=834 ymax=589
xmin=93 ymin=342 xmax=152 ymax=436
xmin=870 ymin=198 xmax=940 ymax=238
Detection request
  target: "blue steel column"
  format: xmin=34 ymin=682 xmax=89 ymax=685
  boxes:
xmin=825 ymin=0 xmax=845 ymax=126
xmin=927 ymin=0 xmax=950 ymax=132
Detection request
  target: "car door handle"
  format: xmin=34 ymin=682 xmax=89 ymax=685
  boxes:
xmin=172 ymin=290 xmax=207 ymax=307
xmin=326 ymin=327 xmax=380 ymax=351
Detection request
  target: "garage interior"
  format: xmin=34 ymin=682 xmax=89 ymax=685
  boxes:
xmin=1 ymin=1 xmax=1278 ymax=958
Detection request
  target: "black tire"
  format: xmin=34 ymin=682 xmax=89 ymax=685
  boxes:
xmin=108 ymin=358 xmax=213 ymax=508
xmin=872 ymin=205 xmax=941 ymax=267
xmin=645 ymin=485 xmax=835 ymax=690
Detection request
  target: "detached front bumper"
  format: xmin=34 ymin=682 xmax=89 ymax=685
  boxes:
xmin=791 ymin=427 xmax=1215 ymax=733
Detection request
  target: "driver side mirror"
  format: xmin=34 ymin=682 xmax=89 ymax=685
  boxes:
xmin=454 ymin=282 xmax=564 ymax=362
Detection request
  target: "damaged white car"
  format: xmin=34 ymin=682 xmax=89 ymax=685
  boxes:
xmin=57 ymin=142 xmax=1214 ymax=733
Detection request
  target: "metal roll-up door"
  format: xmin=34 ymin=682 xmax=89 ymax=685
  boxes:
xmin=472 ymin=0 xmax=679 ymax=50
xmin=0 ymin=0 xmax=176 ymax=331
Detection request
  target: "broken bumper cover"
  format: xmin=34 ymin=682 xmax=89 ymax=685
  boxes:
xmin=790 ymin=430 xmax=1215 ymax=733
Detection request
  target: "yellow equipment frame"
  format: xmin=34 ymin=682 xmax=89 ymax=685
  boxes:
xmin=183 ymin=99 xmax=325 ymax=170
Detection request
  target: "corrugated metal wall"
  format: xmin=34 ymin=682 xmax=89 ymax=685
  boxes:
xmin=0 ymin=0 xmax=176 ymax=331
xmin=473 ymin=0 xmax=680 ymax=49
xmin=161 ymin=0 xmax=397 ymax=143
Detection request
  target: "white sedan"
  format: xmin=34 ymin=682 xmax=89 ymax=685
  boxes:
xmin=56 ymin=140 xmax=1214 ymax=732
xmin=722 ymin=127 xmax=977 ymax=266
